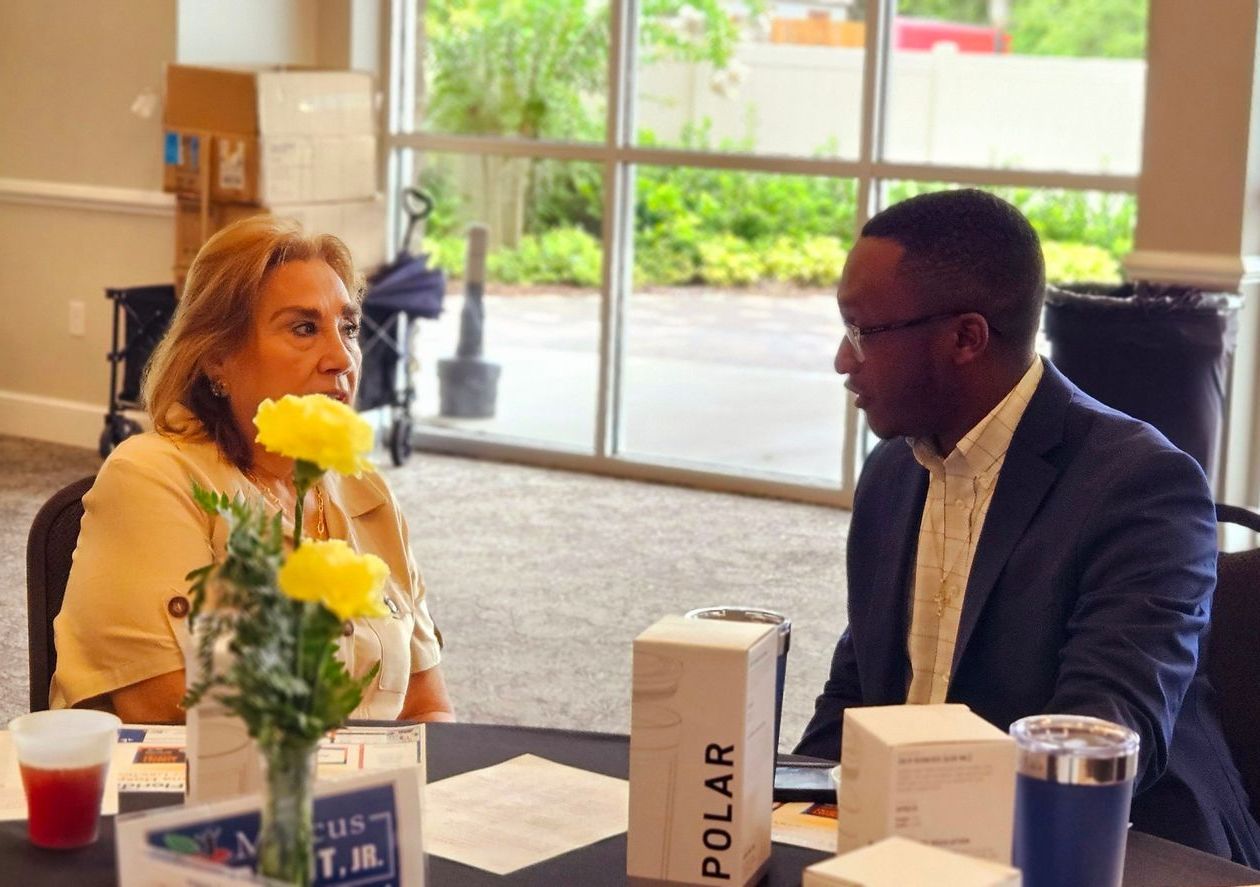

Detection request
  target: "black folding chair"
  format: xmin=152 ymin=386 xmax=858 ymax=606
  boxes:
xmin=25 ymin=476 xmax=95 ymax=711
xmin=1209 ymin=503 xmax=1260 ymax=823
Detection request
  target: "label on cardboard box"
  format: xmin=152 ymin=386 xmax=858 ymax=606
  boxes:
xmin=627 ymin=615 xmax=776 ymax=886
xmin=218 ymin=138 xmax=248 ymax=192
xmin=164 ymin=131 xmax=181 ymax=165
xmin=836 ymin=704 xmax=1015 ymax=863
xmin=803 ymin=836 xmax=1021 ymax=887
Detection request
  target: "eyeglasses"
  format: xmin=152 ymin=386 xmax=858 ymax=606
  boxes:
xmin=842 ymin=311 xmax=995 ymax=363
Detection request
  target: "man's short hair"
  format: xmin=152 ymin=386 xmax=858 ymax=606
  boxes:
xmin=861 ymin=188 xmax=1045 ymax=356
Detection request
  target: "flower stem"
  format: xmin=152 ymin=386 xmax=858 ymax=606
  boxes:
xmin=257 ymin=739 xmax=316 ymax=886
xmin=292 ymin=476 xmax=309 ymax=551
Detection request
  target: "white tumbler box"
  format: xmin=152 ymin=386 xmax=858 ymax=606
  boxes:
xmin=803 ymin=836 xmax=1022 ymax=886
xmin=627 ymin=615 xmax=777 ymax=885
xmin=836 ymin=704 xmax=1015 ymax=863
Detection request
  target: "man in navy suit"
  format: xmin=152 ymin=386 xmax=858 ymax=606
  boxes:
xmin=795 ymin=188 xmax=1260 ymax=865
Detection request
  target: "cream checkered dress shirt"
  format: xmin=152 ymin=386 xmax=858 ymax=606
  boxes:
xmin=905 ymin=358 xmax=1044 ymax=704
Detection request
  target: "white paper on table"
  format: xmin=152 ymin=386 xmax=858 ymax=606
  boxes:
xmin=772 ymin=801 xmax=838 ymax=853
xmin=0 ymin=730 xmax=121 ymax=821
xmin=424 ymin=753 xmax=629 ymax=875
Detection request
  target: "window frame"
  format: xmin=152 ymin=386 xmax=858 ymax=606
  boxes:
xmin=384 ymin=0 xmax=1141 ymax=507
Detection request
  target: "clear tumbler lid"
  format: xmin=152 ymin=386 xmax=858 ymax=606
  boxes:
xmin=1010 ymin=714 xmax=1140 ymax=786
xmin=683 ymin=606 xmax=791 ymax=654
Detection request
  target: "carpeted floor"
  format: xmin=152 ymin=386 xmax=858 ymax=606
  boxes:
xmin=1 ymin=434 xmax=850 ymax=750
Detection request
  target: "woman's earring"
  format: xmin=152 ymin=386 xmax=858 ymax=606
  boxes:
xmin=210 ymin=378 xmax=229 ymax=398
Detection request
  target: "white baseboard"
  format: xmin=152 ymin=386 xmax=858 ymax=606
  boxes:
xmin=0 ymin=390 xmax=110 ymax=451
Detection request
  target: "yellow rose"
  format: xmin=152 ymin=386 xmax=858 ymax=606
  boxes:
xmin=277 ymin=539 xmax=390 ymax=622
xmin=254 ymin=394 xmax=374 ymax=477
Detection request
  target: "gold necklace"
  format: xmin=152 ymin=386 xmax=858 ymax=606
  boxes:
xmin=244 ymin=470 xmax=328 ymax=540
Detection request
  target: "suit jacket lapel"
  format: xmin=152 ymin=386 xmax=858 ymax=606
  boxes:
xmin=950 ymin=362 xmax=1071 ymax=675
xmin=865 ymin=455 xmax=928 ymax=700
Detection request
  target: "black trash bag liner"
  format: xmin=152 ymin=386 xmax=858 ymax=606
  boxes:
xmin=1043 ymin=281 xmax=1241 ymax=478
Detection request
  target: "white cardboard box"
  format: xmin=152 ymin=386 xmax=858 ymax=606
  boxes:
xmin=163 ymin=65 xmax=377 ymax=205
xmin=836 ymin=704 xmax=1015 ymax=863
xmin=804 ymin=836 xmax=1022 ymax=887
xmin=628 ymin=615 xmax=777 ymax=885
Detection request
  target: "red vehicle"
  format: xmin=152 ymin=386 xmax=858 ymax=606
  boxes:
xmin=894 ymin=16 xmax=1010 ymax=53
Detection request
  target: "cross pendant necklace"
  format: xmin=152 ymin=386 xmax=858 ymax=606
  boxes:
xmin=933 ymin=582 xmax=959 ymax=618
xmin=933 ymin=476 xmax=976 ymax=618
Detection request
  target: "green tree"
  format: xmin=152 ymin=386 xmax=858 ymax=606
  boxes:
xmin=423 ymin=0 xmax=609 ymax=140
xmin=1009 ymin=0 xmax=1146 ymax=59
xmin=422 ymin=0 xmax=766 ymax=247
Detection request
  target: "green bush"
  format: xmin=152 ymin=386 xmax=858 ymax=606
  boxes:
xmin=885 ymin=181 xmax=1135 ymax=259
xmin=419 ymin=122 xmax=1135 ymax=288
xmin=1041 ymin=240 xmax=1122 ymax=284
xmin=487 ymin=226 xmax=603 ymax=287
xmin=763 ymin=236 xmax=848 ymax=286
xmin=420 ymin=235 xmax=467 ymax=278
xmin=697 ymin=235 xmax=765 ymax=287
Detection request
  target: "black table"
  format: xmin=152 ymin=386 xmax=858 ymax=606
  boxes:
xmin=3 ymin=722 xmax=1258 ymax=885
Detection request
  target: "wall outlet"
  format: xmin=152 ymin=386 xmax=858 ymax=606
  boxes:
xmin=69 ymin=300 xmax=86 ymax=337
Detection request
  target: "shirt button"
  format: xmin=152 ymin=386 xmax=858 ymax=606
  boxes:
xmin=167 ymin=595 xmax=190 ymax=618
xmin=342 ymin=621 xmax=355 ymax=637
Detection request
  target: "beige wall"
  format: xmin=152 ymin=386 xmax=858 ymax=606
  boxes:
xmin=0 ymin=0 xmax=177 ymax=448
xmin=1129 ymin=1 xmax=1260 ymax=508
xmin=1133 ymin=1 xmax=1259 ymax=259
xmin=178 ymin=0 xmax=319 ymax=67
xmin=0 ymin=205 xmax=173 ymax=403
xmin=0 ymin=0 xmax=175 ymax=189
xmin=0 ymin=0 xmax=363 ymax=448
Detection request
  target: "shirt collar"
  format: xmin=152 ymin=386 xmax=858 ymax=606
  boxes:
xmin=909 ymin=357 xmax=1045 ymax=478
xmin=322 ymin=468 xmax=389 ymax=518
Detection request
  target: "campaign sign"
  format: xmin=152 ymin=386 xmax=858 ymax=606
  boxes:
xmin=116 ymin=767 xmax=424 ymax=886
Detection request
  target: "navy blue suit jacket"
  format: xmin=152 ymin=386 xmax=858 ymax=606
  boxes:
xmin=796 ymin=361 xmax=1260 ymax=865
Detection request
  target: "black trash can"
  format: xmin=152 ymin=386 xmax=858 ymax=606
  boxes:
xmin=1043 ymin=282 xmax=1240 ymax=482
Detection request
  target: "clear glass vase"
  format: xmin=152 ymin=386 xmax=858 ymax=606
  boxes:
xmin=257 ymin=740 xmax=317 ymax=886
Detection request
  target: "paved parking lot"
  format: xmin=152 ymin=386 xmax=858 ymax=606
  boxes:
xmin=408 ymin=290 xmax=852 ymax=481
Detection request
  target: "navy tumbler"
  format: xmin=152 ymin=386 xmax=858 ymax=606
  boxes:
xmin=683 ymin=606 xmax=790 ymax=752
xmin=1010 ymin=715 xmax=1140 ymax=887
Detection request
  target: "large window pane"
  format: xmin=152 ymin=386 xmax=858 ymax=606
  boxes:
xmin=635 ymin=1 xmax=866 ymax=159
xmin=418 ymin=0 xmax=609 ymax=141
xmin=411 ymin=152 xmax=604 ymax=450
xmin=884 ymin=0 xmax=1148 ymax=175
xmin=620 ymin=166 xmax=852 ymax=480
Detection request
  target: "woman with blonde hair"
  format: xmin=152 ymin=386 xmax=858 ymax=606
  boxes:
xmin=50 ymin=215 xmax=454 ymax=724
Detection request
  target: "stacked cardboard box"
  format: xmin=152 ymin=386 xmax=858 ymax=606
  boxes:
xmin=162 ymin=64 xmax=387 ymax=286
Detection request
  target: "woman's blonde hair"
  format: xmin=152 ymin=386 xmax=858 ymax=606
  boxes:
xmin=142 ymin=214 xmax=363 ymax=469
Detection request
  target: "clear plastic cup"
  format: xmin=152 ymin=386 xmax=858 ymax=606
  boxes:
xmin=9 ymin=709 xmax=121 ymax=848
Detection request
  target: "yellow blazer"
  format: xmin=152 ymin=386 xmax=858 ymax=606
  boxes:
xmin=50 ymin=429 xmax=442 ymax=719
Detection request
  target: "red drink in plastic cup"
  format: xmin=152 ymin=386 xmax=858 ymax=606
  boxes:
xmin=19 ymin=762 xmax=110 ymax=848
xmin=8 ymin=709 xmax=120 ymax=850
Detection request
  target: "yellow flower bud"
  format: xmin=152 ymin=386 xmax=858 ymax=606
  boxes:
xmin=254 ymin=394 xmax=375 ymax=477
xmin=277 ymin=539 xmax=390 ymax=622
